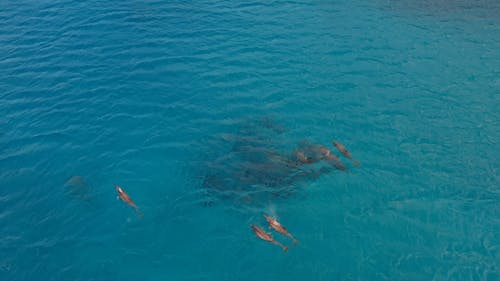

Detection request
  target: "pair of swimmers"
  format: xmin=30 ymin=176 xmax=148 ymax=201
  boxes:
xmin=251 ymin=215 xmax=298 ymax=252
xmin=294 ymin=140 xmax=360 ymax=170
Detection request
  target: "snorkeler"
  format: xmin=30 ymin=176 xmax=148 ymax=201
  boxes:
xmin=332 ymin=141 xmax=360 ymax=166
xmin=250 ymin=224 xmax=288 ymax=252
xmin=264 ymin=214 xmax=298 ymax=245
xmin=115 ymin=184 xmax=143 ymax=218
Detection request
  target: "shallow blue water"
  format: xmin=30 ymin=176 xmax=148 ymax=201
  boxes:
xmin=1 ymin=0 xmax=499 ymax=280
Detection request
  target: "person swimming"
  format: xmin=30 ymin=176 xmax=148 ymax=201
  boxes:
xmin=332 ymin=140 xmax=360 ymax=166
xmin=250 ymin=224 xmax=288 ymax=252
xmin=264 ymin=214 xmax=298 ymax=245
xmin=115 ymin=184 xmax=143 ymax=218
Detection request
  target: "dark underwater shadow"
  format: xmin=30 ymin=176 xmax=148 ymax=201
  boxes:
xmin=198 ymin=117 xmax=344 ymax=208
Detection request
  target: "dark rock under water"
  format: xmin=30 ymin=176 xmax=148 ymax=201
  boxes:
xmin=200 ymin=118 xmax=342 ymax=206
xmin=64 ymin=175 xmax=92 ymax=201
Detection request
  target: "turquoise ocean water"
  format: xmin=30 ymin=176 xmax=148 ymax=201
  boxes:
xmin=1 ymin=0 xmax=499 ymax=280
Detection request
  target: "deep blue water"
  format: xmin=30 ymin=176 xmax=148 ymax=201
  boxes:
xmin=1 ymin=0 xmax=499 ymax=280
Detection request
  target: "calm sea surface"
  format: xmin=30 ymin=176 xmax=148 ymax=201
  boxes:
xmin=1 ymin=1 xmax=499 ymax=280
